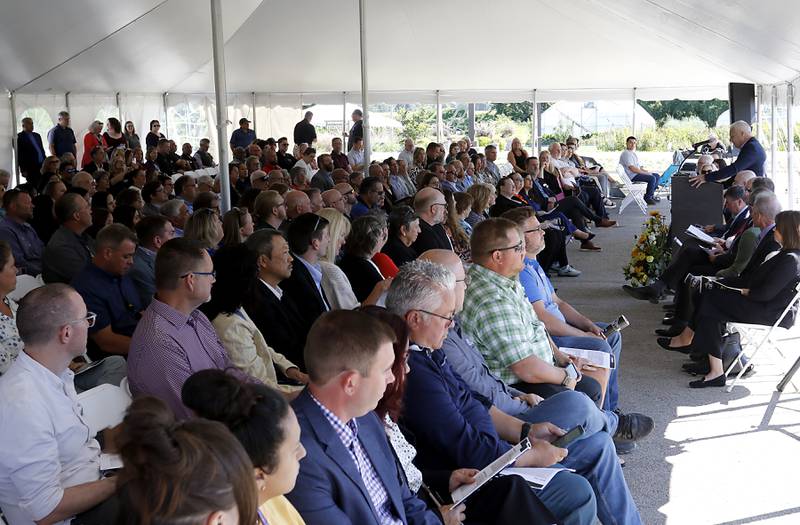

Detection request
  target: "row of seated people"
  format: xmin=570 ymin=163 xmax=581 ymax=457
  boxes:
xmin=624 ymin=170 xmax=800 ymax=388
xmin=0 ymin=234 xmax=651 ymax=523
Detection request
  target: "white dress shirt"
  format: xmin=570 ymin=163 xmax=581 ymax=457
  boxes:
xmin=0 ymin=351 xmax=102 ymax=524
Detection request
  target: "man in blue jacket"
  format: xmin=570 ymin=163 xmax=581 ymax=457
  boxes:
xmin=387 ymin=259 xmax=643 ymax=525
xmin=286 ymin=310 xmax=440 ymax=525
xmin=690 ymin=120 xmax=766 ymax=186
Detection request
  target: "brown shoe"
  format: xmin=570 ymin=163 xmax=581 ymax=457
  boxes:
xmin=580 ymin=240 xmax=602 ymax=252
xmin=597 ymin=218 xmax=617 ymax=228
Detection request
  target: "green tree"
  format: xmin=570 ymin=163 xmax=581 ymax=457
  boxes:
xmin=395 ymin=106 xmax=435 ymax=143
xmin=487 ymin=102 xmax=552 ymax=122
xmin=638 ymin=99 xmax=729 ymax=127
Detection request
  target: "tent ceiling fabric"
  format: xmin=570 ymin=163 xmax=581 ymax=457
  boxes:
xmin=1 ymin=0 xmax=799 ymax=96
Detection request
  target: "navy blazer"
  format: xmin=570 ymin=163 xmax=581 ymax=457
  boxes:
xmin=708 ymin=137 xmax=766 ymax=182
xmin=244 ymin=279 xmax=307 ymax=370
xmin=287 ymin=389 xmax=439 ymax=525
xmin=280 ymin=254 xmax=330 ymax=335
xmin=16 ymin=130 xmax=45 ymax=178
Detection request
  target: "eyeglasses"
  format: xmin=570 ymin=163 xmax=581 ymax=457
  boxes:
xmin=456 ymin=274 xmax=471 ymax=286
xmin=340 ymin=189 xmax=354 ymax=196
xmin=415 ymin=309 xmax=456 ymax=324
xmin=489 ymin=241 xmax=524 ymax=254
xmin=153 ymin=124 xmax=161 ymax=127
xmin=431 ymin=202 xmax=447 ymax=209
xmin=371 ymin=190 xmax=385 ymax=197
xmin=524 ymin=226 xmax=544 ymax=234
xmin=65 ymin=312 xmax=97 ymax=328
xmin=180 ymin=270 xmax=216 ymax=279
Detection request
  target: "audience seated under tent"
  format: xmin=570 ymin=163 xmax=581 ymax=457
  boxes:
xmin=220 ymin=206 xmax=254 ymax=247
xmin=129 ymin=215 xmax=175 ymax=308
xmin=0 ymin=188 xmax=44 ymax=276
xmin=338 ymin=214 xmax=394 ymax=303
xmin=411 ymin=187 xmax=453 ymax=253
xmin=43 ymin=193 xmax=95 ymax=284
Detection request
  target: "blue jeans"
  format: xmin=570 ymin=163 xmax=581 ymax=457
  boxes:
xmin=552 ymin=322 xmax=622 ymax=412
xmin=536 ymin=470 xmax=597 ymax=525
xmin=558 ymin=431 xmax=643 ymax=525
xmin=517 ymin=389 xmax=619 ymax=438
xmin=632 ymin=173 xmax=657 ymax=200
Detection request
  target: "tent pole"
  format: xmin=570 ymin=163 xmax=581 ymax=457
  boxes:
xmin=65 ymin=92 xmax=70 ymax=114
xmin=756 ymin=85 xmax=763 ymax=143
xmin=116 ymin=92 xmax=122 ymax=122
xmin=210 ymin=0 xmax=231 ymax=212
xmin=9 ymin=91 xmax=19 ymax=187
xmin=631 ymin=88 xmax=637 ymax=135
xmin=251 ymin=92 xmax=257 ymax=136
xmin=436 ymin=90 xmax=442 ymax=143
xmin=467 ymin=103 xmax=475 ymax=143
xmin=358 ymin=0 xmax=370 ymax=165
xmin=771 ymin=85 xmax=777 ymax=180
xmin=162 ymin=93 xmax=169 ymax=138
xmin=788 ymin=83 xmax=794 ymax=207
xmin=342 ymin=91 xmax=347 ymax=144
xmin=531 ymin=89 xmax=537 ymax=152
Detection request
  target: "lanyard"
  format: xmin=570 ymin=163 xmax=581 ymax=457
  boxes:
xmin=257 ymin=509 xmax=269 ymax=525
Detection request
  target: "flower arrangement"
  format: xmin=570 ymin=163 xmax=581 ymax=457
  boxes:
xmin=623 ymin=211 xmax=671 ymax=287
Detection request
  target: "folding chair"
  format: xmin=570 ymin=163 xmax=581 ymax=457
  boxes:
xmin=724 ymin=283 xmax=800 ymax=392
xmin=77 ymin=383 xmax=132 ymax=435
xmin=8 ymin=273 xmax=44 ymax=302
xmin=614 ymin=165 xmax=648 ymax=216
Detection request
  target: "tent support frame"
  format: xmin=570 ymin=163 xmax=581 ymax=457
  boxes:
xmin=210 ymin=0 xmax=231 ymax=212
xmin=771 ymin=85 xmax=777 ymax=179
xmin=9 ymin=92 xmax=18 ymax=187
xmin=788 ymin=83 xmax=794 ymax=207
xmin=358 ymin=0 xmax=370 ymax=165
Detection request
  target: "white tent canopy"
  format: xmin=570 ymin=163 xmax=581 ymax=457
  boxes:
xmin=2 ymin=0 xmax=800 ymax=175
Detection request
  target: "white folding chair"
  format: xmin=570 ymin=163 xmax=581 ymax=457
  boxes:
xmin=8 ymin=274 xmax=44 ymax=302
xmin=724 ymin=283 xmax=800 ymax=392
xmin=77 ymin=383 xmax=132 ymax=435
xmin=614 ymin=165 xmax=649 ymax=216
xmin=206 ymin=166 xmax=219 ymax=177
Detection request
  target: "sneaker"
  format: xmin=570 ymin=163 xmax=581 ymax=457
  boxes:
xmin=613 ymin=412 xmax=655 ymax=442
xmin=604 ymin=198 xmax=617 ymax=208
xmin=645 ymin=197 xmax=658 ymax=205
xmin=579 ymin=240 xmax=602 ymax=252
xmin=548 ymin=263 xmax=563 ymax=275
xmin=557 ymin=264 xmax=582 ymax=277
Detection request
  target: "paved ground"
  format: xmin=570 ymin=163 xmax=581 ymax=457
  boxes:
xmin=553 ymin=198 xmax=800 ymax=525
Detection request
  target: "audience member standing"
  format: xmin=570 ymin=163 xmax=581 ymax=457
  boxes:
xmin=145 ymin=120 xmax=165 ymax=149
xmin=294 ymin=111 xmax=317 ymax=146
xmin=0 ymin=285 xmax=118 ymax=524
xmin=346 ymin=109 xmax=364 ymax=151
xmin=230 ymin=118 xmax=256 ymax=152
xmin=17 ymin=117 xmax=46 ymax=182
xmin=48 ymin=111 xmax=77 ymax=158
xmin=0 ymin=189 xmax=44 ymax=276
xmin=128 ymin=238 xmax=254 ymax=419
xmin=43 ymin=193 xmax=95 ymax=284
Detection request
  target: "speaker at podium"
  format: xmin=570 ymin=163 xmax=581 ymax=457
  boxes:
xmin=670 ymin=176 xmax=723 ymax=241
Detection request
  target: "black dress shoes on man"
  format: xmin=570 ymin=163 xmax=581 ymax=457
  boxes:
xmin=655 ymin=324 xmax=687 ymax=337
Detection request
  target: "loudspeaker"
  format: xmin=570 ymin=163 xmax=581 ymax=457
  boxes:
xmin=729 ymin=83 xmax=755 ymax=125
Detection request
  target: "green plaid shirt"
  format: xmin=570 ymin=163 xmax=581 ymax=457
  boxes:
xmin=460 ymin=263 xmax=554 ymax=385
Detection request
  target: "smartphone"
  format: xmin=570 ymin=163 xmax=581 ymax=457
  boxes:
xmin=552 ymin=425 xmax=585 ymax=448
xmin=565 ymin=362 xmax=579 ymax=379
xmin=602 ymin=315 xmax=630 ymax=337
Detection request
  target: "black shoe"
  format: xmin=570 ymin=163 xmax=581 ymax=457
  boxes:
xmin=645 ymin=197 xmax=658 ymax=205
xmin=622 ymin=284 xmax=663 ymax=303
xmin=662 ymin=303 xmax=676 ymax=311
xmin=614 ymin=440 xmax=637 ymax=455
xmin=657 ymin=337 xmax=692 ymax=354
xmin=613 ymin=412 xmax=655 ymax=442
xmin=662 ymin=316 xmax=679 ymax=326
xmin=655 ymin=324 xmax=687 ymax=337
xmin=682 ymin=361 xmax=710 ymax=375
xmin=689 ymin=352 xmax=705 ymax=362
xmin=689 ymin=374 xmax=726 ymax=388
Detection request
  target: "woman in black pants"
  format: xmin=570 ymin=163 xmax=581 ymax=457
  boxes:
xmin=685 ymin=211 xmax=800 ymax=388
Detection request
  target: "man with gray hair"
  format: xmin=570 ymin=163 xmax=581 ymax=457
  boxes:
xmin=690 ymin=120 xmax=766 ymax=186
xmin=0 ymin=284 xmax=120 ymax=524
xmin=160 ymin=199 xmax=189 ymax=236
xmin=43 ymin=193 xmax=95 ymax=284
xmin=387 ymin=258 xmax=643 ymax=525
xmin=48 ymin=110 xmax=77 ymax=158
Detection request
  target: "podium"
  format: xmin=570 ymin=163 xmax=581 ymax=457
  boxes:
xmin=670 ymin=176 xmax=723 ymax=241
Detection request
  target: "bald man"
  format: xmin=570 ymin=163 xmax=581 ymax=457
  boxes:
xmin=285 ymin=190 xmax=312 ymax=221
xmin=334 ymin=182 xmax=356 ymax=216
xmin=411 ymin=187 xmax=453 ymax=253
xmin=691 ymin=121 xmax=765 ymax=186
xmin=321 ymin=189 xmax=347 ymax=216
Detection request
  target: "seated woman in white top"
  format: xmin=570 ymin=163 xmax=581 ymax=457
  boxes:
xmin=201 ymin=243 xmax=308 ymax=395
xmin=316 ymin=208 xmax=388 ymax=309
xmin=0 ymin=240 xmax=23 ymax=375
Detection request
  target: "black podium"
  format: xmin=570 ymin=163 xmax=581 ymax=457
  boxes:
xmin=670 ymin=176 xmax=723 ymax=241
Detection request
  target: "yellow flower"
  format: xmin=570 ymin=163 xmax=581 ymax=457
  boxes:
xmin=649 ymin=211 xmax=661 ymax=217
xmin=646 ymin=256 xmax=654 ymax=263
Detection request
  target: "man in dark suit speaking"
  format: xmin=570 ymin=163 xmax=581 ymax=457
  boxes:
xmin=690 ymin=120 xmax=766 ymax=186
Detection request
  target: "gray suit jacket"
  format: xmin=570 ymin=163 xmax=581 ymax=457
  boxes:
xmin=129 ymin=246 xmax=156 ymax=307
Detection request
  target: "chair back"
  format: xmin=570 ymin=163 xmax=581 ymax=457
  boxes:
xmin=615 ymin=164 xmax=646 ymax=192
xmin=77 ymin=382 xmax=132 ymax=435
xmin=8 ymin=274 xmax=44 ymax=303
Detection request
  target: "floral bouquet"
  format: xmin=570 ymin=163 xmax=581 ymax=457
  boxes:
xmin=623 ymin=211 xmax=671 ymax=287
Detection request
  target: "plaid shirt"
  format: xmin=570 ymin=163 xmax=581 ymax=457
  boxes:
xmin=310 ymin=395 xmax=402 ymax=525
xmin=460 ymin=263 xmax=554 ymax=385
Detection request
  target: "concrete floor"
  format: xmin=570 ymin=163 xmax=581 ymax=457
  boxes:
xmin=553 ymin=199 xmax=800 ymax=525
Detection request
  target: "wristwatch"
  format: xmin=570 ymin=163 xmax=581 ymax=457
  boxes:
xmin=520 ymin=422 xmax=532 ymax=443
